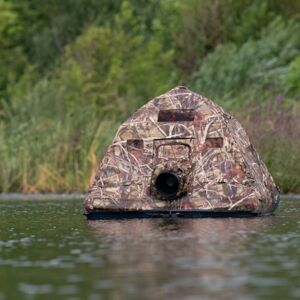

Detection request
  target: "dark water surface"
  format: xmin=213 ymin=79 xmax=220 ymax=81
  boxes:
xmin=0 ymin=199 xmax=299 ymax=300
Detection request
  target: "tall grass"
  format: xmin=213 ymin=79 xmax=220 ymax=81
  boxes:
xmin=235 ymin=100 xmax=300 ymax=193
xmin=0 ymin=79 xmax=121 ymax=192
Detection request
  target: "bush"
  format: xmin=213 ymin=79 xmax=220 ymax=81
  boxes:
xmin=192 ymin=18 xmax=300 ymax=107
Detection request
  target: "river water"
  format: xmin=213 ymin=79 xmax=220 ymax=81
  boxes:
xmin=0 ymin=198 xmax=299 ymax=300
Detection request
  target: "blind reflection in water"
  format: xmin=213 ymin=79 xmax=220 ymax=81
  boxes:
xmin=86 ymin=217 xmax=275 ymax=300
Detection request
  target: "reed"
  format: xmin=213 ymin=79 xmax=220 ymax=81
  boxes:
xmin=237 ymin=101 xmax=300 ymax=193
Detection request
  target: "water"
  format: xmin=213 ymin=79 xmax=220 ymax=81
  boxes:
xmin=0 ymin=198 xmax=299 ymax=300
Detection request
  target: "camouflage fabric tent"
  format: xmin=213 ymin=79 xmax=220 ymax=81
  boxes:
xmin=85 ymin=86 xmax=280 ymax=218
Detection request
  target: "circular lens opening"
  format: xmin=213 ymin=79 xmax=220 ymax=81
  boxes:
xmin=155 ymin=171 xmax=180 ymax=198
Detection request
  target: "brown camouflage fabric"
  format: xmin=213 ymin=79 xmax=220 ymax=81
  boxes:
xmin=85 ymin=86 xmax=280 ymax=215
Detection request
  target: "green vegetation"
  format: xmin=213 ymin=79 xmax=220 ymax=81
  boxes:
xmin=0 ymin=0 xmax=299 ymax=193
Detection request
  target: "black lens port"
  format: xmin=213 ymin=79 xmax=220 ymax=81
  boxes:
xmin=155 ymin=171 xmax=180 ymax=199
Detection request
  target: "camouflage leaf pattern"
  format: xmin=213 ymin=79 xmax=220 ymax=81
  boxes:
xmin=85 ymin=87 xmax=280 ymax=215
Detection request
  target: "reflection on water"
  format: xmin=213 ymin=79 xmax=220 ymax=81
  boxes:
xmin=0 ymin=199 xmax=299 ymax=299
xmin=87 ymin=217 xmax=275 ymax=300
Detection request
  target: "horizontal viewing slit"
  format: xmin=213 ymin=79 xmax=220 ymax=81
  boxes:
xmin=205 ymin=137 xmax=223 ymax=148
xmin=158 ymin=109 xmax=195 ymax=122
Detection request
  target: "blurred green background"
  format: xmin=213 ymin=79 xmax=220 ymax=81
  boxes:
xmin=0 ymin=0 xmax=299 ymax=193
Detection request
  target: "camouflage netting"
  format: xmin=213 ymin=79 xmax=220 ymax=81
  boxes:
xmin=85 ymin=86 xmax=280 ymax=216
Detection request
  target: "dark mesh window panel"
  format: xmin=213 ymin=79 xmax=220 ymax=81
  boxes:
xmin=158 ymin=109 xmax=195 ymax=122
